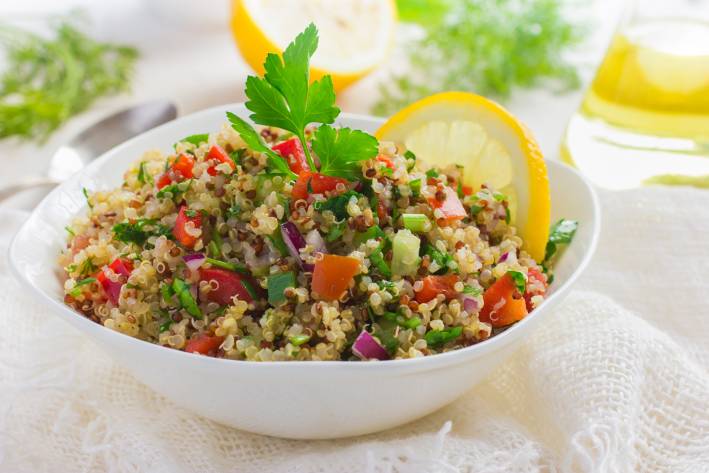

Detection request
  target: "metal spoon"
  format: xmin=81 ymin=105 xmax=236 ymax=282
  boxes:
xmin=0 ymin=100 xmax=178 ymax=203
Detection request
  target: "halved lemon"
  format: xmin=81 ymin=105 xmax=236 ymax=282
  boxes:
xmin=376 ymin=92 xmax=550 ymax=262
xmin=230 ymin=0 xmax=397 ymax=92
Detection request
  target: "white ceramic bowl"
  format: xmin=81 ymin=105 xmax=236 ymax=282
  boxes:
xmin=9 ymin=104 xmax=599 ymax=439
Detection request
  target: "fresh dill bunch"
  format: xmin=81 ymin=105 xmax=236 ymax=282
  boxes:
xmin=0 ymin=18 xmax=138 ymax=141
xmin=373 ymin=0 xmax=584 ymax=116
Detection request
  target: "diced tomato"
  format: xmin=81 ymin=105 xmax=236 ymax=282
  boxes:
xmin=157 ymin=154 xmax=195 ymax=189
xmin=479 ymin=273 xmax=528 ymax=327
xmin=376 ymin=154 xmax=395 ymax=169
xmin=206 ymin=145 xmax=235 ymax=176
xmin=524 ymin=267 xmax=548 ymax=312
xmin=461 ymin=185 xmax=473 ymax=196
xmin=311 ymin=254 xmax=360 ymax=301
xmin=185 ymin=334 xmax=225 ymax=355
xmin=428 ymin=186 xmax=467 ymax=223
xmin=291 ymin=172 xmax=349 ymax=200
xmin=173 ymin=205 xmax=202 ymax=249
xmin=415 ymin=274 xmax=460 ymax=303
xmin=199 ymin=267 xmax=258 ymax=305
xmin=273 ymin=138 xmax=309 ymax=175
xmin=96 ymin=257 xmax=134 ymax=304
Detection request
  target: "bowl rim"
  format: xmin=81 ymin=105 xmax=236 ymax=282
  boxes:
xmin=8 ymin=103 xmax=601 ymax=372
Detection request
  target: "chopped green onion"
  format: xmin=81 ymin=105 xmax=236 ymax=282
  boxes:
xmin=159 ymin=317 xmax=173 ymax=333
xmin=471 ymin=204 xmax=484 ymax=216
xmin=409 ymin=178 xmax=422 ymax=197
xmin=156 ymin=179 xmax=192 ymax=200
xmin=401 ymin=213 xmax=430 ymax=233
xmin=82 ymin=187 xmax=93 ymax=208
xmin=289 ymin=334 xmax=311 ymax=346
xmin=369 ymin=246 xmax=392 ymax=278
xmin=325 ymin=221 xmax=346 ymax=243
xmin=204 ymin=257 xmax=248 ymax=274
xmin=267 ymin=230 xmax=289 ymax=256
xmin=382 ymin=311 xmax=421 ymax=329
xmin=68 ymin=277 xmax=96 ymax=297
xmin=137 ymin=161 xmax=152 ymax=185
xmin=462 ymin=284 xmax=482 ymax=297
xmin=267 ymin=271 xmax=296 ymax=306
xmin=171 ymin=278 xmax=202 ymax=319
xmin=505 ymin=207 xmax=511 ymax=224
xmin=425 ymin=169 xmax=439 ymax=178
xmin=160 ymin=282 xmax=173 ymax=304
xmin=424 ymin=326 xmax=462 ymax=347
xmin=353 ymin=225 xmax=385 ymax=246
xmin=207 ymin=241 xmax=220 ymax=258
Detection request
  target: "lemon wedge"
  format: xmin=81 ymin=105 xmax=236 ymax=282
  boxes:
xmin=376 ymin=92 xmax=550 ymax=262
xmin=231 ymin=0 xmax=397 ymax=92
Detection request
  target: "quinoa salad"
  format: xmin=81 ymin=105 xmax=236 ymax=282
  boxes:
xmin=59 ymin=24 xmax=576 ymax=362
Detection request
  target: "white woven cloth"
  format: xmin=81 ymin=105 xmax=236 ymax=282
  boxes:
xmin=1 ymin=187 xmax=708 ymax=473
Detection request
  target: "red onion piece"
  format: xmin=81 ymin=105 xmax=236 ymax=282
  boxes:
xmin=99 ymin=273 xmax=123 ymax=305
xmin=352 ymin=331 xmax=389 ymax=361
xmin=281 ymin=222 xmax=307 ymax=265
xmin=183 ymin=253 xmax=206 ymax=272
xmin=305 ymin=229 xmax=327 ymax=254
xmin=462 ymin=296 xmax=479 ymax=314
xmin=499 ymin=252 xmax=509 ymax=263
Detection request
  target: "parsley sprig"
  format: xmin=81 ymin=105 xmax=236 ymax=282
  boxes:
xmin=228 ymin=24 xmax=378 ymax=180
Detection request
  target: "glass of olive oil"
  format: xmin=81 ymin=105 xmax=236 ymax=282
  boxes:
xmin=562 ymin=1 xmax=709 ymax=189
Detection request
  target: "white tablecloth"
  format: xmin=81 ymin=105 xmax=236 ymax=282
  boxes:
xmin=1 ymin=185 xmax=708 ymax=473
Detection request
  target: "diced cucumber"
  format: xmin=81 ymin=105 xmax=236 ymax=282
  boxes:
xmin=391 ymin=229 xmax=421 ymax=276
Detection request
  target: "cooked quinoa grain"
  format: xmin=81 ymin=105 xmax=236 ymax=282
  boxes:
xmin=60 ymin=123 xmax=551 ymax=361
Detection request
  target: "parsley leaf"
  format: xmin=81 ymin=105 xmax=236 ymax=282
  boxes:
xmin=312 ymin=125 xmax=379 ymax=180
xmin=113 ymin=218 xmax=170 ymax=245
xmin=544 ymin=218 xmax=578 ymax=262
xmin=226 ymin=112 xmax=295 ymax=178
xmin=231 ymin=23 xmax=344 ymax=176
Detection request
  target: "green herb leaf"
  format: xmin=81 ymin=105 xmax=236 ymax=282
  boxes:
xmin=462 ymin=284 xmax=482 ymax=297
xmin=242 ymin=23 xmax=339 ymax=171
xmin=312 ymin=125 xmax=379 ymax=180
xmin=156 ymin=179 xmax=192 ymax=200
xmin=225 ymin=112 xmax=295 ymax=178
xmin=544 ymin=218 xmax=578 ymax=262
xmin=0 ymin=20 xmax=138 ymax=142
xmin=267 ymin=271 xmax=296 ymax=306
xmin=65 ymin=226 xmax=76 ymax=236
xmin=176 ymin=133 xmax=209 ymax=149
xmin=353 ymin=225 xmax=385 ymax=247
xmin=113 ymin=218 xmax=170 ymax=245
xmin=422 ymin=242 xmax=454 ymax=275
xmin=507 ymin=270 xmax=527 ymax=294
xmin=314 ymin=190 xmax=362 ymax=220
xmin=410 ymin=178 xmax=422 ymax=197
xmin=374 ymin=0 xmax=582 ymax=115
xmin=325 ymin=221 xmax=346 ymax=242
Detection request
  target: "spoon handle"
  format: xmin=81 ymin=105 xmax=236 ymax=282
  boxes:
xmin=0 ymin=178 xmax=59 ymax=202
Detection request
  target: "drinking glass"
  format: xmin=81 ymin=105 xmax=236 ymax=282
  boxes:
xmin=562 ymin=0 xmax=709 ymax=189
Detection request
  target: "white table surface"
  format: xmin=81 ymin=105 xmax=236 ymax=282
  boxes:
xmin=0 ymin=0 xmax=622 ymax=191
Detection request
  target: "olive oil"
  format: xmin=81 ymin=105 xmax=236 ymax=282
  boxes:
xmin=562 ymin=19 xmax=709 ymax=189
